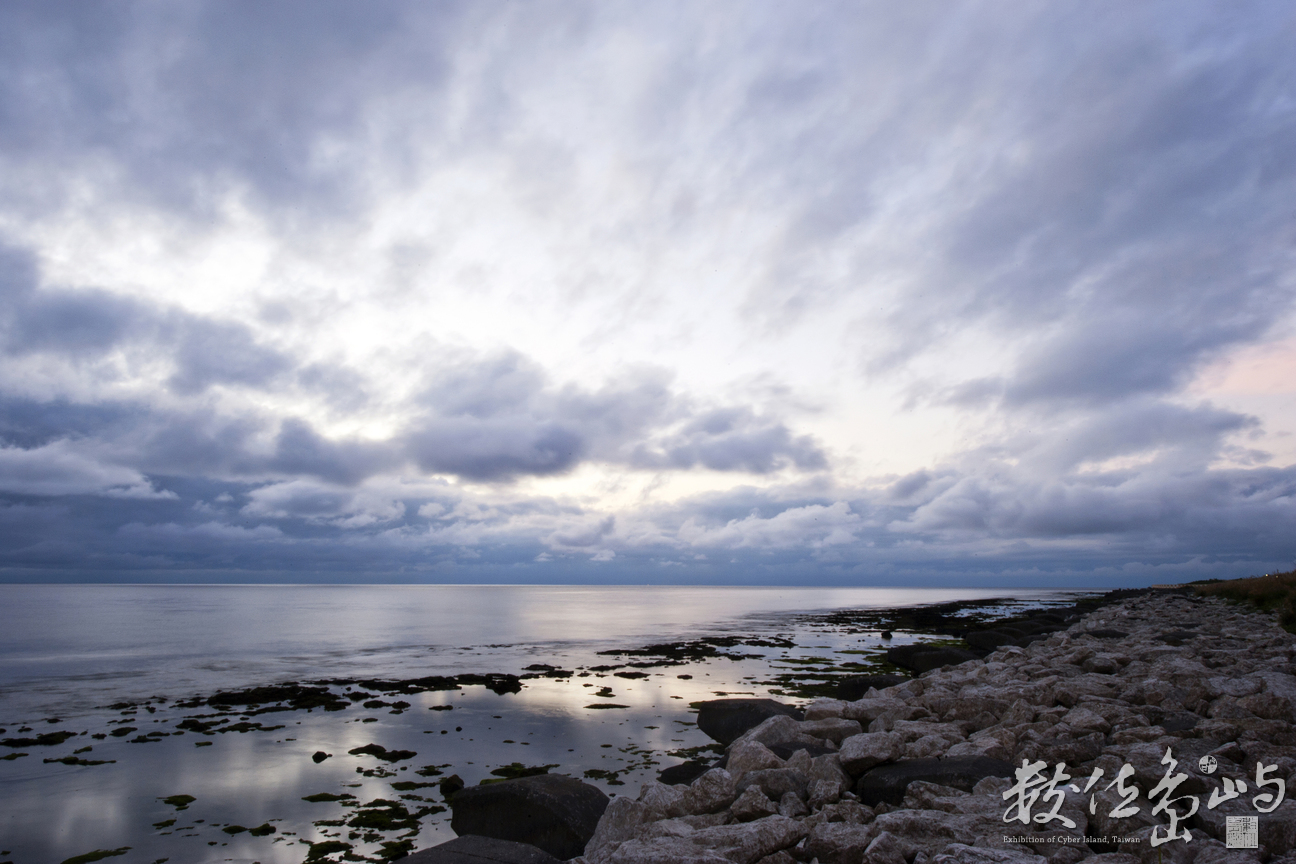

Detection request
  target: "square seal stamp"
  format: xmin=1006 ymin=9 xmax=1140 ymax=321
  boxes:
xmin=1226 ymin=816 xmax=1259 ymax=849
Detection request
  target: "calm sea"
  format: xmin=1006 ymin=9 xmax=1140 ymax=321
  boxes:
xmin=0 ymin=584 xmax=1078 ymax=864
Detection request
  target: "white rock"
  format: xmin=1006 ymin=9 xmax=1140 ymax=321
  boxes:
xmin=725 ymin=739 xmax=784 ymax=780
xmin=804 ymin=698 xmax=848 ymax=720
xmin=730 ymin=785 xmax=778 ymax=822
xmin=838 ymin=731 xmax=904 ymax=774
xmin=683 ymin=768 xmax=738 ymax=814
xmin=800 ymin=717 xmax=864 ymax=744
xmin=585 ymin=797 xmax=649 ymax=864
xmin=639 ymin=780 xmax=688 ymax=820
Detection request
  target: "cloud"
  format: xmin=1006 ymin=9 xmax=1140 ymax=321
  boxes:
xmin=677 ymin=501 xmax=861 ymax=551
xmin=0 ymin=439 xmax=173 ymax=498
xmin=241 ymin=480 xmax=405 ymax=527
xmin=0 ymin=2 xmax=1293 ymax=585
xmin=631 ymin=407 xmax=827 ymax=474
xmin=0 ymin=1 xmax=466 ymax=218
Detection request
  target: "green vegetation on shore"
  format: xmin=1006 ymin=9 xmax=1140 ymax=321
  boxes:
xmin=1193 ymin=568 xmax=1296 ymax=630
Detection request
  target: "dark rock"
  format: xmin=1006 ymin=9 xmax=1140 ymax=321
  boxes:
xmin=837 ymin=674 xmax=909 ymax=701
xmin=403 ymin=834 xmax=563 ymax=864
xmin=348 ymin=743 xmax=416 ymax=762
xmin=964 ymin=631 xmax=1018 ymax=652
xmin=855 ymin=757 xmax=1014 ymax=806
xmin=312 ymin=751 xmax=331 ymax=763
xmin=1086 ymin=629 xmax=1129 ymax=639
xmin=1156 ymin=630 xmax=1199 ymax=645
xmin=208 ymin=683 xmax=349 ymax=712
xmin=657 ymin=760 xmax=712 ymax=786
xmin=449 ymin=773 xmax=609 ymax=860
xmin=884 ymin=646 xmax=981 ymax=673
xmin=695 ymin=699 xmax=805 ymax=746
xmin=1159 ymin=713 xmax=1198 ymax=733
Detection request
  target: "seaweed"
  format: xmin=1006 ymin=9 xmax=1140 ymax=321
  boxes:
xmin=2 ymin=730 xmax=79 ymax=747
xmin=160 ymin=794 xmax=196 ymax=809
xmin=582 ymin=768 xmax=625 ymax=785
xmin=59 ymin=849 xmax=130 ymax=864
xmin=348 ymin=744 xmax=416 ymax=762
xmin=217 ymin=721 xmax=285 ymax=734
xmin=377 ymin=839 xmax=417 ymax=860
xmin=303 ymin=792 xmax=357 ymax=802
xmin=414 ymin=764 xmax=447 ymax=776
xmin=43 ymin=755 xmax=115 ymax=766
xmin=487 ymin=762 xmax=558 ymax=780
xmin=345 ymin=799 xmax=422 ymax=833
xmin=319 ymin=672 xmax=522 ymax=696
xmin=207 ymin=683 xmax=349 ymax=713
xmin=303 ymin=840 xmax=352 ymax=862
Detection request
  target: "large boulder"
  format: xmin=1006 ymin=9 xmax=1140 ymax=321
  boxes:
xmin=804 ymin=822 xmax=877 ymax=864
xmin=838 ymin=731 xmax=905 ymax=775
xmin=837 ymin=674 xmax=909 ymax=701
xmin=450 ymin=773 xmax=610 ymax=860
xmin=403 ymin=835 xmax=563 ymax=864
xmin=695 ymin=699 xmax=803 ymax=746
xmin=657 ymin=760 xmax=712 ymax=786
xmin=885 ymin=645 xmax=981 ymax=673
xmin=854 ymin=757 xmax=1014 ymax=805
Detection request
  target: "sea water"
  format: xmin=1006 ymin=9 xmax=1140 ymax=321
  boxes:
xmin=0 ymin=584 xmax=1080 ymax=864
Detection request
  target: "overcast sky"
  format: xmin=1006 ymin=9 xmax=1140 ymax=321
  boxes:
xmin=1 ymin=1 xmax=1293 ymax=586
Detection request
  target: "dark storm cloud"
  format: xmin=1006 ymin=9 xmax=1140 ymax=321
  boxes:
xmin=630 ymin=407 xmax=827 ymax=474
xmin=402 ymin=353 xmax=826 ymax=481
xmin=0 ymin=0 xmax=466 ymax=217
xmin=0 ymin=242 xmax=827 ymax=488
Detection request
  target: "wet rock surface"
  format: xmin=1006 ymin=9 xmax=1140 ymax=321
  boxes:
xmin=571 ymin=591 xmax=1296 ymax=864
xmin=403 ymin=834 xmax=564 ymax=863
xmin=449 ymin=773 xmax=611 ymax=860
xmin=696 ymin=699 xmax=806 ymax=747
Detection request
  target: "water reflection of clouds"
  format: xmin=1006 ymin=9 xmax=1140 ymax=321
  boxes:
xmin=0 ymin=586 xmax=1085 ymax=860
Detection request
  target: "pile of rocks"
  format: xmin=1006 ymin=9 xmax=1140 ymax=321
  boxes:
xmin=414 ymin=591 xmax=1296 ymax=864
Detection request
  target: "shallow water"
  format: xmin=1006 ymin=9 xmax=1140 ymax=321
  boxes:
xmin=0 ymin=584 xmax=1081 ymax=864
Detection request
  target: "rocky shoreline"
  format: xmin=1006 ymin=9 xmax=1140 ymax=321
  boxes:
xmin=419 ymin=589 xmax=1296 ymax=864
